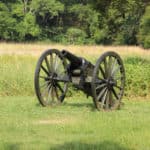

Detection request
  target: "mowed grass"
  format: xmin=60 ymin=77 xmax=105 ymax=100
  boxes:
xmin=0 ymin=96 xmax=150 ymax=150
xmin=0 ymin=44 xmax=150 ymax=149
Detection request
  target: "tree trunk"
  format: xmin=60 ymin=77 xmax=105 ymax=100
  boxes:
xmin=23 ymin=0 xmax=28 ymax=15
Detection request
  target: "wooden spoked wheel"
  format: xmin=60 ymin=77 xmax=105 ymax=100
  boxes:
xmin=91 ymin=51 xmax=125 ymax=110
xmin=34 ymin=49 xmax=68 ymax=106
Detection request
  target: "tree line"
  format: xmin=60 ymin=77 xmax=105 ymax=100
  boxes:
xmin=0 ymin=0 xmax=150 ymax=48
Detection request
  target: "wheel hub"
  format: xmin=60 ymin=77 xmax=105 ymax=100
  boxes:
xmin=44 ymin=73 xmax=57 ymax=86
xmin=51 ymin=72 xmax=57 ymax=78
xmin=106 ymin=78 xmax=116 ymax=90
xmin=50 ymin=73 xmax=57 ymax=84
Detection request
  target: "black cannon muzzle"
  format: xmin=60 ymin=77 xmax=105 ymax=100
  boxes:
xmin=62 ymin=50 xmax=83 ymax=69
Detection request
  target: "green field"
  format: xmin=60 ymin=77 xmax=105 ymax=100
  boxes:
xmin=0 ymin=52 xmax=150 ymax=150
xmin=0 ymin=96 xmax=150 ymax=150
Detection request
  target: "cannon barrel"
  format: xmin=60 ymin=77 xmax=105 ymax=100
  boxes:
xmin=61 ymin=50 xmax=83 ymax=68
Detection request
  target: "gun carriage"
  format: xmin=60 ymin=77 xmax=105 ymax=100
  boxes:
xmin=34 ymin=49 xmax=125 ymax=110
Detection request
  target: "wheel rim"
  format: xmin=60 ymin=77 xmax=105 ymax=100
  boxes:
xmin=35 ymin=50 xmax=68 ymax=106
xmin=92 ymin=52 xmax=125 ymax=110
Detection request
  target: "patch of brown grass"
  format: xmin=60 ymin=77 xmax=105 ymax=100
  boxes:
xmin=34 ymin=117 xmax=76 ymax=125
xmin=0 ymin=42 xmax=150 ymax=58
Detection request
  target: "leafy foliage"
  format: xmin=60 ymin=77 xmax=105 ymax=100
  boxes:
xmin=124 ymin=56 xmax=150 ymax=97
xmin=66 ymin=27 xmax=87 ymax=44
xmin=17 ymin=13 xmax=41 ymax=41
xmin=0 ymin=0 xmax=149 ymax=47
xmin=138 ymin=6 xmax=150 ymax=48
xmin=0 ymin=2 xmax=17 ymax=40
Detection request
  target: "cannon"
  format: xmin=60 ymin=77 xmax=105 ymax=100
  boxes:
xmin=34 ymin=49 xmax=125 ymax=110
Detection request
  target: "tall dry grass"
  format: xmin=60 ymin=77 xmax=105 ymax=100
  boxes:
xmin=0 ymin=42 xmax=150 ymax=58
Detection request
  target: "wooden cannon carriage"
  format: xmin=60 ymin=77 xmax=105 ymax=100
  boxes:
xmin=34 ymin=49 xmax=125 ymax=110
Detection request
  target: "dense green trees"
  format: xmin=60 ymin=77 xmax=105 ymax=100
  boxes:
xmin=0 ymin=0 xmax=149 ymax=48
xmin=138 ymin=6 xmax=150 ymax=48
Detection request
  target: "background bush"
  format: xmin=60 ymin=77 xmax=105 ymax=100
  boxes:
xmin=66 ymin=28 xmax=87 ymax=44
xmin=0 ymin=1 xmax=149 ymax=48
xmin=124 ymin=56 xmax=150 ymax=97
xmin=138 ymin=6 xmax=150 ymax=49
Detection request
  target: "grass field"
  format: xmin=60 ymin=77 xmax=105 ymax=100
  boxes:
xmin=0 ymin=42 xmax=150 ymax=58
xmin=0 ymin=43 xmax=150 ymax=150
xmin=0 ymin=96 xmax=150 ymax=150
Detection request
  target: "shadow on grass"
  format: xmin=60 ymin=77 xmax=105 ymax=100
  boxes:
xmin=64 ymin=102 xmax=94 ymax=108
xmin=63 ymin=101 xmax=98 ymax=112
xmin=35 ymin=103 xmax=42 ymax=107
xmin=50 ymin=141 xmax=131 ymax=150
xmin=4 ymin=141 xmax=131 ymax=150
xmin=35 ymin=101 xmax=96 ymax=111
xmin=4 ymin=143 xmax=20 ymax=150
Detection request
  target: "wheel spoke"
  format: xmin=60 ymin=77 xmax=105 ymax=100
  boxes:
xmin=103 ymin=58 xmax=108 ymax=77
xmin=112 ymin=65 xmax=120 ymax=77
xmin=111 ymin=59 xmax=117 ymax=76
xmin=96 ymin=83 xmax=106 ymax=90
xmin=50 ymin=54 xmax=54 ymax=72
xmin=41 ymin=65 xmax=49 ymax=76
xmin=101 ymin=89 xmax=108 ymax=107
xmin=54 ymin=86 xmax=60 ymax=101
xmin=47 ymin=84 xmax=52 ymax=103
xmin=95 ymin=77 xmax=107 ymax=84
xmin=105 ymin=90 xmax=110 ymax=109
xmin=40 ymin=81 xmax=49 ymax=89
xmin=45 ymin=57 xmax=51 ymax=73
xmin=112 ymin=87 xmax=119 ymax=100
xmin=99 ymin=65 xmax=105 ymax=78
xmin=109 ymin=91 xmax=113 ymax=106
xmin=55 ymin=58 xmax=62 ymax=73
xmin=39 ymin=75 xmax=47 ymax=79
xmin=56 ymin=82 xmax=64 ymax=94
xmin=41 ymin=84 xmax=49 ymax=97
xmin=97 ymin=87 xmax=107 ymax=101
xmin=114 ymin=85 xmax=122 ymax=90
xmin=51 ymin=86 xmax=54 ymax=102
xmin=54 ymin=55 xmax=59 ymax=71
xmin=57 ymin=71 xmax=65 ymax=77
xmin=108 ymin=56 xmax=113 ymax=77
xmin=56 ymin=63 xmax=66 ymax=76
